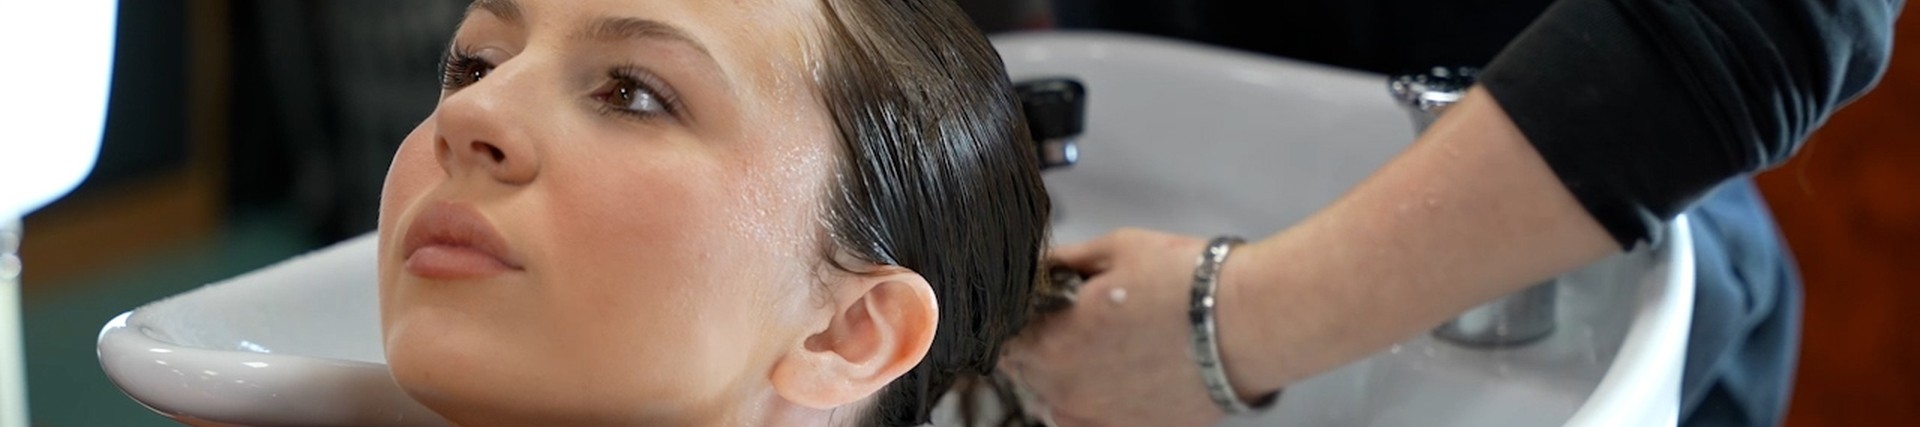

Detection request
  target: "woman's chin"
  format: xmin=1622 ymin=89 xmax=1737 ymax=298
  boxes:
xmin=384 ymin=319 xmax=519 ymax=419
xmin=387 ymin=345 xmax=546 ymax=426
xmin=383 ymin=323 xmax=672 ymax=426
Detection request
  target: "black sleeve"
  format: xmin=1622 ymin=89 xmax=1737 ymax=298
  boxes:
xmin=1477 ymin=0 xmax=1902 ymax=249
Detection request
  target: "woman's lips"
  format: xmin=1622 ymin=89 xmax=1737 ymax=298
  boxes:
xmin=402 ymin=202 xmax=524 ymax=279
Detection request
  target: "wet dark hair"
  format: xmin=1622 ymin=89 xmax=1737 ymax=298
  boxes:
xmin=811 ymin=0 xmax=1052 ymax=425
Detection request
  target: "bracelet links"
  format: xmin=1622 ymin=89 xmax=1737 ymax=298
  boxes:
xmin=1188 ymin=235 xmax=1278 ymax=415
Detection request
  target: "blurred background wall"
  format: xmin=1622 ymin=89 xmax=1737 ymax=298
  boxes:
xmin=14 ymin=0 xmax=1913 ymax=426
xmin=20 ymin=1 xmax=467 ymax=425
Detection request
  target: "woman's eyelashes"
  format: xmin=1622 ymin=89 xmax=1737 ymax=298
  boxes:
xmin=591 ymin=67 xmax=682 ymax=120
xmin=440 ymin=49 xmax=493 ymax=91
xmin=439 ymin=46 xmax=683 ymax=122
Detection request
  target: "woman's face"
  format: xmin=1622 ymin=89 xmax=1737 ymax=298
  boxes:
xmin=377 ymin=0 xmax=839 ymax=424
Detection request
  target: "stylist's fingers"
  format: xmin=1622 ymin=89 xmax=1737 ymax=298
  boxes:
xmin=1048 ymin=241 xmax=1109 ymax=273
xmin=1003 ymin=297 xmax=1068 ymax=370
xmin=1010 ymin=229 xmax=1227 ymax=427
xmin=1049 ymin=227 xmax=1147 ymax=272
xmin=992 ymin=349 xmax=1055 ymax=424
xmin=999 ymin=318 xmax=1066 ymax=419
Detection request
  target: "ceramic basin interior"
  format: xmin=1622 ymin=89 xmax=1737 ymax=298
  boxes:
xmin=989 ymin=31 xmax=1693 ymax=427
xmin=97 ymin=31 xmax=1693 ymax=426
xmin=97 ymin=234 xmax=444 ymax=427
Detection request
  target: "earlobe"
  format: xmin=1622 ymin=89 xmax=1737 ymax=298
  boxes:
xmin=770 ymin=270 xmax=939 ymax=409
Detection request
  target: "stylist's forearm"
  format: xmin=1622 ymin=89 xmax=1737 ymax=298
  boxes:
xmin=1217 ymin=86 xmax=1619 ymax=399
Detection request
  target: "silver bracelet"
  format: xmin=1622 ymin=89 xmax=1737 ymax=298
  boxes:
xmin=1188 ymin=236 xmax=1277 ymax=415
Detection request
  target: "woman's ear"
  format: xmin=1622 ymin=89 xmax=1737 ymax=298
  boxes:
xmin=770 ymin=268 xmax=938 ymax=409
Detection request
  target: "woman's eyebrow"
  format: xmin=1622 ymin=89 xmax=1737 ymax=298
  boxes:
xmin=469 ymin=0 xmax=523 ymax=24
xmin=577 ymin=16 xmax=714 ymax=58
xmin=577 ymin=16 xmax=732 ymax=90
xmin=466 ymin=0 xmax=711 ymax=59
xmin=461 ymin=0 xmax=733 ymax=94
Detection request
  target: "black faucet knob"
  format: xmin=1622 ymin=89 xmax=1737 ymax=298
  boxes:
xmin=1015 ymin=78 xmax=1086 ymax=170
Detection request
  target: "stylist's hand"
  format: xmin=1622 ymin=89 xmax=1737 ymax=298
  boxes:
xmin=1002 ymin=228 xmax=1232 ymax=427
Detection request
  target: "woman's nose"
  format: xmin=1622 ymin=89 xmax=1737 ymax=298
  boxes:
xmin=433 ymin=76 xmax=540 ymax=186
xmin=437 ymin=137 xmax=538 ymax=185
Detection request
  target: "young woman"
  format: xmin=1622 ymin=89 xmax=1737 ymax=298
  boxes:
xmin=375 ymin=0 xmax=1050 ymax=425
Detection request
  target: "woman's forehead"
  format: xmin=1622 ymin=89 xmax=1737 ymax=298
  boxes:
xmin=685 ymin=0 xmax=832 ymax=104
xmin=471 ymin=0 xmax=828 ymax=101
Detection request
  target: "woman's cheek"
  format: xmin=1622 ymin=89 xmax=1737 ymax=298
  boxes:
xmin=381 ymin=122 xmax=443 ymax=228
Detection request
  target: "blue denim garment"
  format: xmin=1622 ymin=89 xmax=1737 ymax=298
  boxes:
xmin=1679 ymin=178 xmax=1802 ymax=427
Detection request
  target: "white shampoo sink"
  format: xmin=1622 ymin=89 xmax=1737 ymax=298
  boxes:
xmin=98 ymin=31 xmax=1693 ymax=426
xmin=992 ymin=32 xmax=1694 ymax=427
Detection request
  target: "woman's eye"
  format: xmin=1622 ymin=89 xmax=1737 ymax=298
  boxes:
xmin=441 ymin=52 xmax=493 ymax=90
xmin=592 ymin=66 xmax=680 ymax=120
xmin=592 ymin=72 xmax=677 ymax=119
